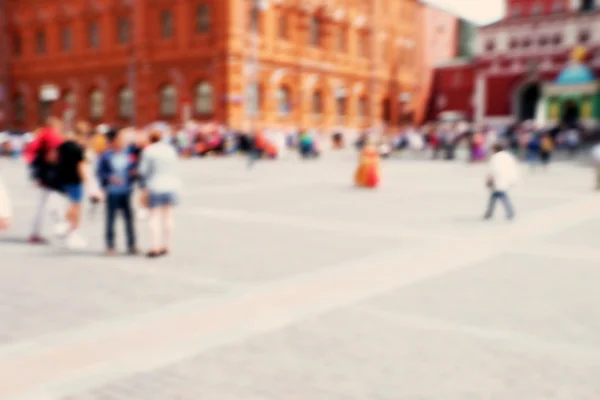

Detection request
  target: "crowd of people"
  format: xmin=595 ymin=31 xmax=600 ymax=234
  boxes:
xmin=0 ymin=118 xmax=182 ymax=257
xmin=0 ymin=117 xmax=597 ymax=252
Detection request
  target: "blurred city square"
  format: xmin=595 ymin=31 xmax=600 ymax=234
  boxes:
xmin=1 ymin=154 xmax=600 ymax=399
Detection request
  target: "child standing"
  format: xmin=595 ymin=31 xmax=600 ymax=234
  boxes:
xmin=96 ymin=128 xmax=138 ymax=255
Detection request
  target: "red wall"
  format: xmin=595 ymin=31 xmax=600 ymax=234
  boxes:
xmin=427 ymin=64 xmax=475 ymax=121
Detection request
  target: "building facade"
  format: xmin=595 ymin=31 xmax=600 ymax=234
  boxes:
xmin=1 ymin=0 xmax=421 ymax=132
xmin=415 ymin=2 xmax=474 ymax=123
xmin=429 ymin=0 xmax=600 ymax=126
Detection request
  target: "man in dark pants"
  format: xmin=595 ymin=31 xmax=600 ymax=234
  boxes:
xmin=483 ymin=143 xmax=519 ymax=221
xmin=96 ymin=128 xmax=137 ymax=255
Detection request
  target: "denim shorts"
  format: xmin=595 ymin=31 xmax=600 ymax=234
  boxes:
xmin=63 ymin=183 xmax=84 ymax=203
xmin=148 ymin=192 xmax=178 ymax=208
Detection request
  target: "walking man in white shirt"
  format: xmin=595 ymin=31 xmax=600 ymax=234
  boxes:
xmin=483 ymin=143 xmax=519 ymax=221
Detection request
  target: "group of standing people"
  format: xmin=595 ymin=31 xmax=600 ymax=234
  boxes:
xmin=1 ymin=117 xmax=181 ymax=258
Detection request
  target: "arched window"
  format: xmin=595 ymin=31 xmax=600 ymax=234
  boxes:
xmin=160 ymin=84 xmax=178 ymax=117
xmin=309 ymin=16 xmax=321 ymax=47
xmin=276 ymin=86 xmax=291 ymax=114
xmin=195 ymin=82 xmax=213 ymax=115
xmin=312 ymin=90 xmax=322 ymax=115
xmin=118 ymin=87 xmax=134 ymax=119
xmin=14 ymin=94 xmax=25 ymax=122
xmin=89 ymin=89 xmax=104 ymax=120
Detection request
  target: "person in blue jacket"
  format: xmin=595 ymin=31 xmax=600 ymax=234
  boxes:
xmin=96 ymin=128 xmax=138 ymax=255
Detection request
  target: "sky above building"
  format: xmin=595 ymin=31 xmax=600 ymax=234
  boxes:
xmin=425 ymin=0 xmax=505 ymax=24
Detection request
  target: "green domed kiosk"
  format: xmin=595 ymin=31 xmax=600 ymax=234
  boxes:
xmin=543 ymin=46 xmax=600 ymax=126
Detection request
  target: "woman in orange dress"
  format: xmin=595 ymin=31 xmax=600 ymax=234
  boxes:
xmin=354 ymin=137 xmax=381 ymax=188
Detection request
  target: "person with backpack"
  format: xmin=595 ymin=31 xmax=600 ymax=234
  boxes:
xmin=23 ymin=117 xmax=66 ymax=244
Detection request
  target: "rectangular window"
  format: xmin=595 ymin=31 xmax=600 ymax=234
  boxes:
xmin=337 ymin=28 xmax=346 ymax=52
xmin=278 ymin=12 xmax=288 ymax=39
xmin=309 ymin=17 xmax=320 ymax=47
xmin=250 ymin=7 xmax=260 ymax=33
xmin=161 ymin=10 xmax=174 ymax=38
xmin=88 ymin=22 xmax=100 ymax=48
xmin=358 ymin=34 xmax=367 ymax=57
xmin=35 ymin=30 xmax=46 ymax=54
xmin=358 ymin=97 xmax=368 ymax=118
xmin=196 ymin=4 xmax=210 ymax=33
xmin=12 ymin=34 xmax=22 ymax=56
xmin=117 ymin=17 xmax=131 ymax=44
xmin=336 ymin=97 xmax=347 ymax=124
xmin=15 ymin=95 xmax=25 ymax=122
xmin=61 ymin=26 xmax=72 ymax=52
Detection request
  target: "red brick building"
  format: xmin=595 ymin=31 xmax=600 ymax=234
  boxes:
xmin=1 ymin=0 xmax=422 ymax=132
xmin=428 ymin=0 xmax=600 ymax=126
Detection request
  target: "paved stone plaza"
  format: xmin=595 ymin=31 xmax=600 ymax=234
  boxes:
xmin=1 ymin=152 xmax=600 ymax=400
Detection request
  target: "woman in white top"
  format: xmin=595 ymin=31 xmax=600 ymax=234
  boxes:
xmin=0 ymin=174 xmax=11 ymax=230
xmin=139 ymin=130 xmax=181 ymax=258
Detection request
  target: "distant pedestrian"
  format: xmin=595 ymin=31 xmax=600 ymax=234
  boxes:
xmin=23 ymin=118 xmax=67 ymax=244
xmin=483 ymin=143 xmax=519 ymax=221
xmin=591 ymin=142 xmax=600 ymax=190
xmin=539 ymin=133 xmax=554 ymax=169
xmin=565 ymin=128 xmax=580 ymax=158
xmin=96 ymin=128 xmax=138 ymax=255
xmin=139 ymin=130 xmax=181 ymax=258
xmin=248 ymin=130 xmax=266 ymax=168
